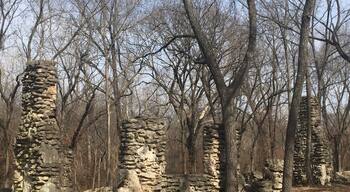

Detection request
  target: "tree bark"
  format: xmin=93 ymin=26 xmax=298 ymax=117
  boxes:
xmin=189 ymin=150 xmax=197 ymax=174
xmin=187 ymin=137 xmax=197 ymax=174
xmin=92 ymin=149 xmax=97 ymax=189
xmin=282 ymin=0 xmax=315 ymax=191
xmin=222 ymin=98 xmax=238 ymax=191
xmin=282 ymin=0 xmax=292 ymax=108
xmin=4 ymin=147 xmax=10 ymax=187
xmin=333 ymin=137 xmax=341 ymax=172
xmin=105 ymin=58 xmax=112 ymax=186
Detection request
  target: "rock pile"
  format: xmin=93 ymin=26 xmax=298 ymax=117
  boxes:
xmin=293 ymin=97 xmax=332 ymax=185
xmin=13 ymin=60 xmax=72 ymax=192
xmin=334 ymin=171 xmax=350 ymax=184
xmin=119 ymin=117 xmax=167 ymax=191
xmin=163 ymin=174 xmax=217 ymax=191
xmin=83 ymin=187 xmax=112 ymax=192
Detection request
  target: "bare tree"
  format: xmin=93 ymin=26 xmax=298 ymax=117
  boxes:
xmin=0 ymin=0 xmax=22 ymax=187
xmin=78 ymin=0 xmax=147 ymax=185
xmin=2 ymin=0 xmax=350 ymax=190
xmin=183 ymin=0 xmax=257 ymax=190
xmin=0 ymin=0 xmax=21 ymax=50
xmin=0 ymin=66 xmax=21 ymax=188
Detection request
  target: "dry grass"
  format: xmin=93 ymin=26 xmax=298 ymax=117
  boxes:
xmin=292 ymin=184 xmax=350 ymax=192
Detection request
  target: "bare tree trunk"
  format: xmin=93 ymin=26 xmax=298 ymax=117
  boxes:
xmin=333 ymin=137 xmax=341 ymax=172
xmin=272 ymin=94 xmax=281 ymax=159
xmin=184 ymin=137 xmax=189 ymax=174
xmin=282 ymin=0 xmax=315 ymax=191
xmin=105 ymin=59 xmax=112 ymax=185
xmin=282 ymin=0 xmax=291 ymax=108
xmin=250 ymin=128 xmax=259 ymax=172
xmin=88 ymin=135 xmax=92 ymax=166
xmin=222 ymin=99 xmax=238 ymax=191
xmin=187 ymin=134 xmax=197 ymax=174
xmin=4 ymin=147 xmax=10 ymax=187
xmin=182 ymin=119 xmax=187 ymax=174
xmin=74 ymin=161 xmax=78 ymax=188
xmin=111 ymin=40 xmax=122 ymax=186
xmin=98 ymin=156 xmax=101 ymax=188
xmin=92 ymin=149 xmax=97 ymax=189
xmin=268 ymin=103 xmax=274 ymax=160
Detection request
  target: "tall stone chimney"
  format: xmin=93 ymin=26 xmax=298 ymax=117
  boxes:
xmin=13 ymin=60 xmax=73 ymax=192
xmin=293 ymin=96 xmax=332 ymax=186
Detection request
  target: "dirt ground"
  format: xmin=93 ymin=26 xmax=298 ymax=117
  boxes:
xmin=292 ymin=184 xmax=350 ymax=192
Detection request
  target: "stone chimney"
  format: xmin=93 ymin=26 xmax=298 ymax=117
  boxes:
xmin=13 ymin=60 xmax=73 ymax=192
xmin=293 ymin=96 xmax=332 ymax=186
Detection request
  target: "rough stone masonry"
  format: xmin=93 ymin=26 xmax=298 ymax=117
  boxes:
xmin=13 ymin=60 xmax=73 ymax=192
xmin=293 ymin=96 xmax=332 ymax=186
xmin=119 ymin=117 xmax=167 ymax=192
xmin=245 ymin=159 xmax=284 ymax=192
xmin=118 ymin=118 xmax=225 ymax=192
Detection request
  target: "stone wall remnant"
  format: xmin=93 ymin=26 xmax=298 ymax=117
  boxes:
xmin=202 ymin=123 xmax=225 ymax=191
xmin=245 ymin=159 xmax=284 ymax=192
xmin=334 ymin=171 xmax=350 ymax=184
xmin=119 ymin=117 xmax=167 ymax=191
xmin=83 ymin=187 xmax=112 ymax=192
xmin=158 ymin=122 xmax=225 ymax=191
xmin=163 ymin=174 xmax=215 ymax=191
xmin=84 ymin=119 xmax=225 ymax=192
xmin=13 ymin=60 xmax=73 ymax=192
xmin=293 ymin=96 xmax=332 ymax=186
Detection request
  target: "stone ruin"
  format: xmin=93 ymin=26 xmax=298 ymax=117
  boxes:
xmin=202 ymin=123 xmax=225 ymax=190
xmin=12 ymin=60 xmax=226 ymax=192
xmin=293 ymin=96 xmax=332 ymax=186
xmin=119 ymin=117 xmax=167 ymax=191
xmin=86 ymin=118 xmax=285 ymax=192
xmin=117 ymin=118 xmax=225 ymax=192
xmin=82 ymin=118 xmax=226 ymax=192
xmin=13 ymin=60 xmax=73 ymax=192
xmin=244 ymin=159 xmax=284 ymax=192
xmin=164 ymin=123 xmax=225 ymax=191
xmin=10 ymin=61 xmax=334 ymax=192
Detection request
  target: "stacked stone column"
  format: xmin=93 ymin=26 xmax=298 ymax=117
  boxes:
xmin=119 ymin=117 xmax=167 ymax=191
xmin=203 ymin=123 xmax=225 ymax=191
xmin=266 ymin=159 xmax=284 ymax=191
xmin=293 ymin=97 xmax=332 ymax=185
xmin=13 ymin=60 xmax=72 ymax=192
xmin=60 ymin=147 xmax=74 ymax=191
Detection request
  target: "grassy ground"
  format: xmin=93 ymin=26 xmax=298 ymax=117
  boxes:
xmin=292 ymin=184 xmax=350 ymax=192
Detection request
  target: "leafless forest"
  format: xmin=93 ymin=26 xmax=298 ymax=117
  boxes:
xmin=0 ymin=0 xmax=350 ymax=191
